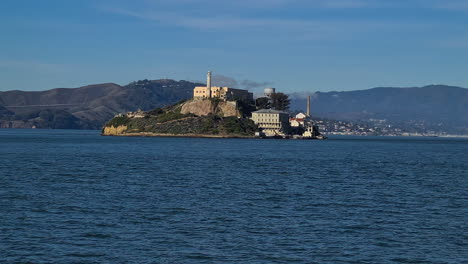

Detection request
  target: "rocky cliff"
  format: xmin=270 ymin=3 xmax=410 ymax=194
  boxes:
xmin=180 ymin=99 xmax=240 ymax=117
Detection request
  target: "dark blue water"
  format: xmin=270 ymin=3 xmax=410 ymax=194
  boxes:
xmin=1 ymin=129 xmax=467 ymax=264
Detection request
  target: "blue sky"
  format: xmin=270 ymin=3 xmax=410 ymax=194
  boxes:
xmin=1 ymin=0 xmax=468 ymax=93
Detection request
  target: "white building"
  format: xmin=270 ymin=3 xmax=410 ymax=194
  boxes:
xmin=251 ymin=109 xmax=290 ymax=136
xmin=295 ymin=113 xmax=307 ymax=119
xmin=290 ymin=119 xmax=302 ymax=127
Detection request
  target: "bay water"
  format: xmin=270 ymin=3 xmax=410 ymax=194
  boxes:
xmin=0 ymin=129 xmax=467 ymax=263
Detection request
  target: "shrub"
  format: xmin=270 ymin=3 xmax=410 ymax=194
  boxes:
xmin=147 ymin=108 xmax=164 ymax=116
xmin=106 ymin=116 xmax=130 ymax=127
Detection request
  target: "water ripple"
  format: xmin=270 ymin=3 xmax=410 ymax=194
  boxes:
xmin=0 ymin=129 xmax=467 ymax=263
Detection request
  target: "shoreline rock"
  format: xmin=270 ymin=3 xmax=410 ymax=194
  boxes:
xmin=101 ymin=131 xmax=254 ymax=139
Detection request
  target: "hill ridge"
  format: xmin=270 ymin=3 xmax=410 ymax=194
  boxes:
xmin=0 ymin=81 xmax=467 ymax=133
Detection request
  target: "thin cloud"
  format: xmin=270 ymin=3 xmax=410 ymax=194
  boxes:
xmin=436 ymin=36 xmax=468 ymax=48
xmin=192 ymin=74 xmax=273 ymax=90
xmin=103 ymin=7 xmax=320 ymax=31
xmin=102 ymin=6 xmax=430 ymax=34
xmin=212 ymin=75 xmax=238 ymax=87
xmin=288 ymin=91 xmax=317 ymax=99
xmin=240 ymin=80 xmax=273 ymax=90
xmin=106 ymin=0 xmax=468 ymax=11
xmin=429 ymin=0 xmax=468 ymax=11
xmin=318 ymin=0 xmax=381 ymax=8
xmin=145 ymin=0 xmax=293 ymax=8
xmin=143 ymin=0 xmax=390 ymax=9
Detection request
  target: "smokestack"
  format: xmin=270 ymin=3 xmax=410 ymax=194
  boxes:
xmin=207 ymin=71 xmax=212 ymax=98
xmin=307 ymin=95 xmax=311 ymax=117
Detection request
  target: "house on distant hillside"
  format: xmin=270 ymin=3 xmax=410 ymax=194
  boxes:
xmin=126 ymin=109 xmax=145 ymax=118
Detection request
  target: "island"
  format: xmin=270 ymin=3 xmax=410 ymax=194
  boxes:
xmin=102 ymin=71 xmax=325 ymax=139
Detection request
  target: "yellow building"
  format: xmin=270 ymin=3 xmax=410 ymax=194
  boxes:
xmin=251 ymin=109 xmax=291 ymax=136
xmin=193 ymin=71 xmax=253 ymax=102
xmin=193 ymin=86 xmax=253 ymax=102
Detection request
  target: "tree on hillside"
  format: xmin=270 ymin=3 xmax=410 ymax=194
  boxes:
xmin=255 ymin=97 xmax=270 ymax=109
xmin=270 ymin=92 xmax=290 ymax=111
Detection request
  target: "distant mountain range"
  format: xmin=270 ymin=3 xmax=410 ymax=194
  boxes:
xmin=0 ymin=79 xmax=201 ymax=129
xmin=290 ymin=85 xmax=468 ymax=133
xmin=0 ymin=81 xmax=467 ymax=133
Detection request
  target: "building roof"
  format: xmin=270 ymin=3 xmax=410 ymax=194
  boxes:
xmin=252 ymin=109 xmax=289 ymax=114
xmin=194 ymin=86 xmax=250 ymax=92
xmin=290 ymin=118 xmax=304 ymax=121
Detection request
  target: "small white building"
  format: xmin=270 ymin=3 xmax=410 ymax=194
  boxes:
xmin=126 ymin=109 xmax=145 ymax=118
xmin=289 ymin=112 xmax=320 ymax=138
xmin=302 ymin=120 xmax=315 ymax=137
xmin=290 ymin=119 xmax=302 ymax=127
xmin=295 ymin=113 xmax=307 ymax=119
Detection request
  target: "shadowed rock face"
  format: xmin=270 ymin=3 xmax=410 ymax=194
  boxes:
xmin=180 ymin=100 xmax=240 ymax=117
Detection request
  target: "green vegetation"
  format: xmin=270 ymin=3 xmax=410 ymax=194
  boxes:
xmin=255 ymin=92 xmax=290 ymax=111
xmin=237 ymin=100 xmax=257 ymax=117
xmin=270 ymin=92 xmax=290 ymax=111
xmin=103 ymin=100 xmax=258 ymax=137
xmin=146 ymin=108 xmax=164 ymax=115
xmin=106 ymin=116 xmax=130 ymax=127
xmin=154 ymin=111 xmax=191 ymax=123
xmin=255 ymin=97 xmax=269 ymax=109
xmin=222 ymin=116 xmax=257 ymax=135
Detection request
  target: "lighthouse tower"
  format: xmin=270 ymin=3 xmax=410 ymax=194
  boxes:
xmin=206 ymin=71 xmax=212 ymax=98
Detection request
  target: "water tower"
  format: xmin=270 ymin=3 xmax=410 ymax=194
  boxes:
xmin=264 ymin=88 xmax=276 ymax=98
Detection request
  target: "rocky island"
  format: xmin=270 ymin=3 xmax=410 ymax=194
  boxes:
xmin=103 ymin=71 xmax=260 ymax=138
xmin=102 ymin=71 xmax=325 ymax=139
xmin=102 ymin=98 xmax=258 ymax=138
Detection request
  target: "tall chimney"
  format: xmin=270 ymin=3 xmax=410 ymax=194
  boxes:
xmin=307 ymin=95 xmax=311 ymax=117
xmin=206 ymin=71 xmax=212 ymax=98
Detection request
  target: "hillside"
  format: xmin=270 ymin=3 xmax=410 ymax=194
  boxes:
xmin=0 ymin=80 xmax=201 ymax=129
xmin=1 ymin=81 xmax=467 ymax=134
